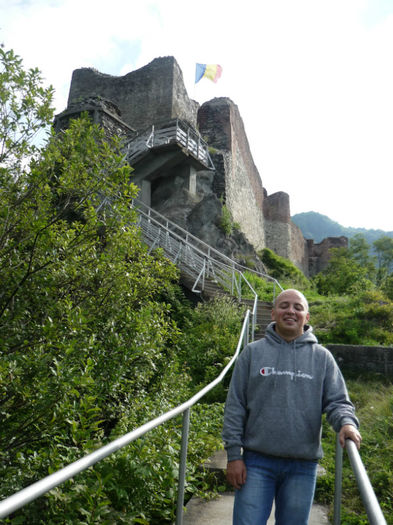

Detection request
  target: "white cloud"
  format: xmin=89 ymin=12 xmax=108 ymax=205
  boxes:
xmin=1 ymin=0 xmax=393 ymax=230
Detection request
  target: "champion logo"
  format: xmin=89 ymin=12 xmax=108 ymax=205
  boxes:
xmin=260 ymin=367 xmax=313 ymax=381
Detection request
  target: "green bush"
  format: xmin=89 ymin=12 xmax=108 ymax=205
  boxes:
xmin=310 ymin=291 xmax=393 ymax=346
xmin=259 ymin=248 xmax=310 ymax=288
xmin=177 ymin=296 xmax=244 ymax=402
xmin=219 ymin=205 xmax=239 ymax=236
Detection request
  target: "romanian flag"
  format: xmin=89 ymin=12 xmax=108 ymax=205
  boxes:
xmin=195 ymin=63 xmax=223 ymax=84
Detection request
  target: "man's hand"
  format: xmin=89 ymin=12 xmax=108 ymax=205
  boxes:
xmin=226 ymin=459 xmax=247 ymax=490
xmin=339 ymin=424 xmax=362 ymax=449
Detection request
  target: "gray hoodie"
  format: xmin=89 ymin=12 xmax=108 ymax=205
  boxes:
xmin=222 ymin=322 xmax=359 ymax=462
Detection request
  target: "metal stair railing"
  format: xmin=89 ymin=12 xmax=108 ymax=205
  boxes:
xmin=334 ymin=435 xmax=387 ymax=524
xmin=133 ymin=198 xmax=282 ymax=342
xmin=133 ymin=198 xmax=281 ymax=300
xmin=124 ymin=119 xmax=215 ymax=170
xmin=0 ymin=309 xmax=253 ymax=524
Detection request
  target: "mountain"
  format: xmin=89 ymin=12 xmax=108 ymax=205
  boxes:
xmin=291 ymin=211 xmax=393 ymax=245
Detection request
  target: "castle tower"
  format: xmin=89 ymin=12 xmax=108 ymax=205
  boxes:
xmin=67 ymin=57 xmax=199 ymax=131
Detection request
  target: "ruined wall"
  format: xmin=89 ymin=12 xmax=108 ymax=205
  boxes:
xmin=261 ymin=191 xmax=308 ymax=273
xmin=67 ymin=57 xmax=198 ymax=131
xmin=263 ymin=191 xmax=291 ymax=258
xmin=198 ymin=98 xmax=265 ymax=250
xmin=290 ymin=222 xmax=309 ymax=274
xmin=307 ymin=236 xmax=348 ymax=275
xmin=55 ymin=96 xmax=134 ymax=139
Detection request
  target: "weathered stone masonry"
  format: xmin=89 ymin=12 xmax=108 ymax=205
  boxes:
xmin=57 ymin=56 xmax=346 ymax=276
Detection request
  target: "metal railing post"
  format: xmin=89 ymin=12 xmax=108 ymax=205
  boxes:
xmin=345 ymin=439 xmax=387 ymax=524
xmin=176 ymin=408 xmax=190 ymax=525
xmin=244 ymin=311 xmax=249 ymax=347
xmin=333 ymin=433 xmax=343 ymax=525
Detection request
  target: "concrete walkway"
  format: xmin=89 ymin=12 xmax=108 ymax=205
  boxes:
xmin=183 ymin=492 xmax=330 ymax=524
xmin=182 ymin=450 xmax=330 ymax=524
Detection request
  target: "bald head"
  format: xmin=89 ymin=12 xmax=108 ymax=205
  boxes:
xmin=271 ymin=289 xmax=310 ymax=341
xmin=273 ymin=289 xmax=309 ymax=312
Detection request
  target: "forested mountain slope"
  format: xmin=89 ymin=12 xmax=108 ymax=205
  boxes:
xmin=292 ymin=211 xmax=393 ymax=244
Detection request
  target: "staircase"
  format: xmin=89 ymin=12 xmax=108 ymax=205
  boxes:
xmin=181 ymin=272 xmax=273 ymax=338
xmin=241 ymin=299 xmax=273 ymax=339
xmin=134 ymin=199 xmax=281 ymax=340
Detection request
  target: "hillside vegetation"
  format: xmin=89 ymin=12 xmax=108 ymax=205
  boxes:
xmin=1 ymin=46 xmax=392 ymax=524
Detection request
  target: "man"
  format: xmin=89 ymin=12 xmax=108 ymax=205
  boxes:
xmin=222 ymin=289 xmax=361 ymax=525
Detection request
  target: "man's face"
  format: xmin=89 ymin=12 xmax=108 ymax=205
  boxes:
xmin=271 ymin=289 xmax=310 ymax=341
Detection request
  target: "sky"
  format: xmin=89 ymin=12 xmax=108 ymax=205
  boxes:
xmin=1 ymin=0 xmax=393 ymax=231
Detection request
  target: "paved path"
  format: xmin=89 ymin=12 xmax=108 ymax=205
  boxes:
xmin=183 ymin=492 xmax=330 ymax=524
xmin=182 ymin=450 xmax=330 ymax=524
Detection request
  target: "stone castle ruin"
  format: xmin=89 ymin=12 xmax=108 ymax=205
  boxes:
xmin=55 ymin=56 xmax=346 ymax=276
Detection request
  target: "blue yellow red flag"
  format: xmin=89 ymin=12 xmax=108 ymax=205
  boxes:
xmin=195 ymin=63 xmax=222 ymax=84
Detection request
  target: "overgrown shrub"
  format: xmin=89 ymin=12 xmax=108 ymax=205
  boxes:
xmin=259 ymin=248 xmax=310 ymax=288
xmin=177 ymin=296 xmax=244 ymax=402
xmin=310 ymin=291 xmax=393 ymax=346
xmin=219 ymin=204 xmax=240 ymax=237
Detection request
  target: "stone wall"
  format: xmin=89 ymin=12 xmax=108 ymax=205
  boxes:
xmin=198 ymin=98 xmax=266 ymax=250
xmin=67 ymin=57 xmax=199 ymax=131
xmin=290 ymin=222 xmax=309 ymax=274
xmin=327 ymin=344 xmax=393 ymax=377
xmin=307 ymin=237 xmax=348 ymax=275
xmin=263 ymin=191 xmax=291 ymax=259
xmin=262 ymin=191 xmax=309 ymax=273
xmin=55 ymin=96 xmax=134 ymax=139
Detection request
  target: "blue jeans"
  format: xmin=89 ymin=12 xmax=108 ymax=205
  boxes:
xmin=233 ymin=450 xmax=318 ymax=525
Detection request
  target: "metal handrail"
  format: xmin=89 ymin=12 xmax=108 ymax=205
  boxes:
xmin=133 ymin=198 xmax=282 ymax=297
xmin=334 ymin=435 xmax=387 ymax=524
xmin=134 ymin=198 xmax=281 ymax=342
xmin=0 ymin=311 xmax=251 ymax=522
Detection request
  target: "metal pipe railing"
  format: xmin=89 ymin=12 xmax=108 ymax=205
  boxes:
xmin=333 ymin=435 xmax=343 ymax=525
xmin=135 ymin=199 xmax=281 ymax=324
xmin=134 ymin=198 xmax=280 ymax=289
xmin=0 ymin=311 xmax=251 ymax=523
xmin=334 ymin=434 xmax=387 ymax=524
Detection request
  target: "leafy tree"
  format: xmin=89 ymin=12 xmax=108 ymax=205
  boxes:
xmin=0 ymin=45 xmax=54 ymax=172
xmin=0 ymin=107 xmax=182 ymax=499
xmin=177 ymin=296 xmax=244 ymax=402
xmin=348 ymin=234 xmax=376 ymax=282
xmin=0 ymin=47 xmax=192 ymax=522
xmin=381 ymin=275 xmax=393 ymax=301
xmin=314 ymin=248 xmax=374 ymax=296
xmin=373 ymin=236 xmax=393 ymax=273
xmin=0 ymin=48 xmax=239 ymax=524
